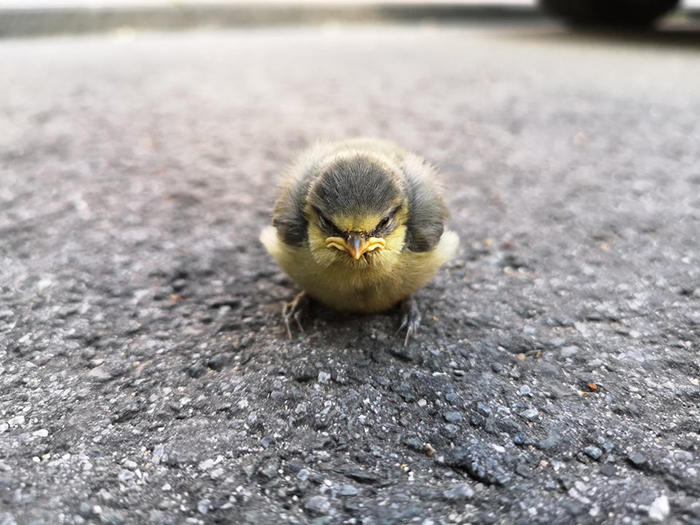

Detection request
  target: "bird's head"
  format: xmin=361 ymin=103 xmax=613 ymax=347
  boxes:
xmin=305 ymin=154 xmax=408 ymax=268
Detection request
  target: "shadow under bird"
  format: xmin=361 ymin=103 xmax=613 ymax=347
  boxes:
xmin=260 ymin=138 xmax=459 ymax=345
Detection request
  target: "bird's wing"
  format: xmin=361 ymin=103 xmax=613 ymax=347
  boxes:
xmin=271 ymin=143 xmax=333 ymax=247
xmin=400 ymin=154 xmax=450 ymax=252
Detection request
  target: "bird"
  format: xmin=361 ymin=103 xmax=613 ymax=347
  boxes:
xmin=260 ymin=138 xmax=459 ymax=345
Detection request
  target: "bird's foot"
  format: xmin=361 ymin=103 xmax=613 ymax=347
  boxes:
xmin=397 ymin=296 xmax=422 ymax=347
xmin=282 ymin=291 xmax=310 ymax=339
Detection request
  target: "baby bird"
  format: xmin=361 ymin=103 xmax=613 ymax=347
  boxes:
xmin=260 ymin=138 xmax=459 ymax=344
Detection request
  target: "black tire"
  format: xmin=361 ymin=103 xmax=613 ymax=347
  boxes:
xmin=539 ymin=0 xmax=680 ymax=27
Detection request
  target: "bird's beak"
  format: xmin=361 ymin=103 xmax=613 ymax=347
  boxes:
xmin=325 ymin=235 xmax=386 ymax=259
xmin=348 ymin=235 xmax=368 ymax=260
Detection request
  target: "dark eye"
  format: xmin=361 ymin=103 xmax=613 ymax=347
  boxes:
xmin=315 ymin=209 xmax=338 ymax=234
xmin=376 ymin=216 xmax=392 ymax=231
xmin=374 ymin=206 xmax=401 ymax=233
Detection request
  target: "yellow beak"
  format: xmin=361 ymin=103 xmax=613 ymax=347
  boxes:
xmin=326 ymin=235 xmax=386 ymax=259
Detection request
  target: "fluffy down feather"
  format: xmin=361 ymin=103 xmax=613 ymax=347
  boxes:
xmin=261 ymin=138 xmax=458 ymax=314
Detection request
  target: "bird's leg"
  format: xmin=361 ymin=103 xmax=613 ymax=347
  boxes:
xmin=397 ymin=296 xmax=422 ymax=347
xmin=282 ymin=291 xmax=310 ymax=339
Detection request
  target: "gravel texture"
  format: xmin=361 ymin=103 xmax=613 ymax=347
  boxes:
xmin=1 ymin=22 xmax=700 ymax=525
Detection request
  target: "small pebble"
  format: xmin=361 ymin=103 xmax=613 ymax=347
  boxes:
xmin=88 ymin=366 xmax=113 ymax=381
xmin=443 ymin=411 xmax=463 ymax=423
xmin=673 ymin=450 xmax=693 ymax=463
xmin=187 ymin=361 xmax=206 ymax=378
xmin=628 ymin=452 xmax=647 ymax=468
xmin=118 ymin=470 xmax=135 ymax=484
xmin=443 ymin=424 xmax=459 ymax=439
xmin=475 ymin=402 xmax=492 ymax=416
xmin=442 ymin=483 xmax=474 ymax=500
xmin=8 ymin=415 xmax=25 ymax=427
xmin=560 ymin=346 xmax=579 ymax=358
xmin=520 ymin=408 xmax=540 ymax=421
xmin=599 ymin=464 xmax=616 ymax=477
xmin=648 ymin=495 xmax=670 ymax=522
xmin=261 ymin=436 xmax=276 ymax=449
xmin=513 ymin=433 xmax=536 ymax=446
xmin=152 ymin=445 xmax=165 ymax=463
xmin=305 ymin=496 xmax=331 ymax=515
xmin=123 ymin=460 xmax=138 ymax=470
xmin=338 ymin=485 xmax=358 ymax=496
xmin=515 ymin=464 xmax=534 ymax=478
xmin=404 ymin=436 xmax=424 ymax=452
xmin=79 ymin=502 xmax=92 ymax=518
xmin=583 ymin=446 xmax=603 ymax=460
xmin=197 ymin=499 xmax=210 ymax=515
xmin=538 ymin=428 xmax=561 ymax=450
xmin=199 ymin=459 xmax=215 ymax=470
xmin=445 ymin=393 xmax=459 ymax=404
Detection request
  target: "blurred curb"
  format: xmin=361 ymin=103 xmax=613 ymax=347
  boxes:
xmin=0 ymin=2 xmax=543 ymax=38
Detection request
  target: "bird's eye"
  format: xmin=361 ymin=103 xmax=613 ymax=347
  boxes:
xmin=376 ymin=216 xmax=392 ymax=230
xmin=375 ymin=206 xmax=401 ymax=233
xmin=315 ymin=209 xmax=336 ymax=232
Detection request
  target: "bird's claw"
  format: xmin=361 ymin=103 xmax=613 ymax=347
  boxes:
xmin=283 ymin=292 xmax=310 ymax=339
xmin=397 ymin=296 xmax=422 ymax=346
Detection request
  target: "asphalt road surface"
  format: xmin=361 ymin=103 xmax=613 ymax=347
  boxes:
xmin=1 ymin=21 xmax=700 ymax=525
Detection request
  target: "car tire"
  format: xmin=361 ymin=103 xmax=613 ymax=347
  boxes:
xmin=539 ymin=0 xmax=680 ymax=27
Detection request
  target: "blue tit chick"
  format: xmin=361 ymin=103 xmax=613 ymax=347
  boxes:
xmin=260 ymin=138 xmax=459 ymax=344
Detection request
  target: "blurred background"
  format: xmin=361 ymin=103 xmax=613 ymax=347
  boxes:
xmin=2 ymin=0 xmax=700 ymax=37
